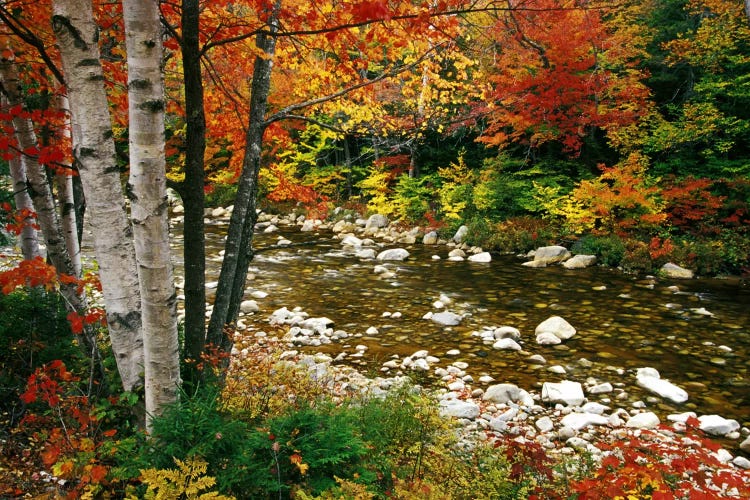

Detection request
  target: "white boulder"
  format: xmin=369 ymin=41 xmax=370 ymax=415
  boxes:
xmin=535 ymin=316 xmax=576 ymax=340
xmin=376 ymin=248 xmax=410 ymax=261
xmin=635 ymin=368 xmax=688 ymax=404
xmin=541 ymin=381 xmax=585 ymax=406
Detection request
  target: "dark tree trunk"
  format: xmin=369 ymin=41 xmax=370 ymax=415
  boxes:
xmin=180 ymin=0 xmax=207 ymax=390
xmin=206 ymin=4 xmax=279 ymax=354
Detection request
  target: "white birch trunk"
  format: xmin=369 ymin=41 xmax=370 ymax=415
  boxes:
xmin=56 ymin=95 xmax=81 ymax=278
xmin=122 ymin=0 xmax=180 ymax=427
xmin=52 ymin=0 xmax=145 ymax=392
xmin=0 ymin=58 xmax=81 ymax=301
xmin=1 ymin=96 xmax=40 ymax=260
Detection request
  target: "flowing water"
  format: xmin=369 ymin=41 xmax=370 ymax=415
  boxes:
xmin=174 ymin=221 xmax=750 ymax=427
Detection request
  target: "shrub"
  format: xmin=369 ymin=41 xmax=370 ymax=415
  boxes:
xmin=490 ymin=217 xmax=559 ymax=253
xmin=571 ymin=234 xmax=627 ymax=267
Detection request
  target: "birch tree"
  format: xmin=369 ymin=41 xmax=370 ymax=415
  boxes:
xmin=52 ymin=0 xmax=145 ymax=393
xmin=122 ymin=0 xmax=181 ymax=425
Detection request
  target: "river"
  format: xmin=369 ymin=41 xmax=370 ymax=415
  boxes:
xmin=173 ymin=219 xmax=750 ymax=428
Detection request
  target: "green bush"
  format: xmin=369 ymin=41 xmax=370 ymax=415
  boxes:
xmin=205 ymin=182 xmax=238 ymax=208
xmin=571 ymin=234 xmax=627 ymax=267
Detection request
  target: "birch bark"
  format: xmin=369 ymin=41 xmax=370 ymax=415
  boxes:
xmin=0 ymin=96 xmax=40 ymax=260
xmin=56 ymin=95 xmax=81 ymax=278
xmin=52 ymin=0 xmax=144 ymax=392
xmin=122 ymin=0 xmax=180 ymax=426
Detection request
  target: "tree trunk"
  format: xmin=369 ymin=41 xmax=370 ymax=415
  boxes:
xmin=206 ymin=3 xmax=280 ymax=353
xmin=180 ymin=0 xmax=207 ymax=390
xmin=0 ymin=55 xmax=95 ymax=354
xmin=52 ymin=0 xmax=144 ymax=393
xmin=1 ymin=96 xmax=40 ymax=261
xmin=56 ymin=95 xmax=82 ymax=278
xmin=122 ymin=0 xmax=181 ymax=428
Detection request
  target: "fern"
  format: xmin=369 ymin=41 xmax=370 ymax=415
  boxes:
xmin=138 ymin=457 xmax=235 ymax=500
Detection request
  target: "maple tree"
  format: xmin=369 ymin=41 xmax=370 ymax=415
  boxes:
xmin=476 ymin=0 xmax=652 ymax=156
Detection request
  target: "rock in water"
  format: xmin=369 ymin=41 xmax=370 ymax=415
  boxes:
xmin=661 ymin=262 xmax=694 ymax=279
xmin=535 ymin=316 xmax=576 ymax=340
xmin=541 ymin=381 xmax=585 ymax=406
xmin=563 ymin=254 xmax=597 ymax=269
xmin=635 ymin=367 xmax=688 ymax=404
xmin=376 ymin=248 xmax=410 ymax=261
xmin=530 ymin=245 xmax=571 ymax=265
xmin=430 ymin=311 xmax=462 ymax=326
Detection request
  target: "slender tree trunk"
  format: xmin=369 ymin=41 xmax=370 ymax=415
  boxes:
xmin=56 ymin=95 xmax=82 ymax=277
xmin=180 ymin=0 xmax=207 ymax=390
xmin=52 ymin=0 xmax=144 ymax=393
xmin=1 ymin=96 xmax=40 ymax=260
xmin=206 ymin=3 xmax=280 ymax=353
xmin=0 ymin=56 xmax=95 ymax=355
xmin=122 ymin=0 xmax=180 ymax=427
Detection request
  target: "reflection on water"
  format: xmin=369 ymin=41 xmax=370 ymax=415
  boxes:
xmin=173 ymin=223 xmax=750 ymax=426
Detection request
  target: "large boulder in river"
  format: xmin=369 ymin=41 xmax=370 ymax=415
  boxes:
xmin=698 ymin=415 xmax=740 ymax=437
xmin=376 ymin=248 xmax=410 ymax=261
xmin=661 ymin=262 xmax=694 ymax=279
xmin=541 ymin=380 xmax=585 ymax=406
xmin=468 ymin=252 xmax=492 ymax=263
xmin=423 ymin=231 xmax=439 ymax=245
xmin=365 ymin=214 xmax=389 ymax=230
xmin=535 ymin=316 xmax=576 ymax=341
xmin=453 ymin=225 xmax=469 ymax=243
xmin=528 ymin=245 xmax=571 ymax=266
xmin=635 ymin=367 xmax=688 ymax=404
xmin=563 ymin=254 xmax=597 ymax=269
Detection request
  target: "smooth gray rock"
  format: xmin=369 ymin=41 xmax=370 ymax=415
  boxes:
xmin=453 ymin=225 xmax=469 ymax=243
xmin=535 ymin=316 xmax=576 ymax=340
xmin=423 ymin=231 xmax=439 ymax=245
xmin=561 ymin=412 xmax=609 ymax=430
xmin=365 ymin=214 xmax=389 ymax=230
xmin=741 ymin=436 xmax=750 ymax=454
xmin=431 ymin=311 xmax=462 ymax=326
xmin=661 ymin=262 xmax=694 ymax=279
xmin=468 ymin=252 xmax=492 ymax=263
xmin=626 ymin=412 xmax=660 ymax=429
xmin=541 ymin=381 xmax=585 ymax=406
xmin=239 ymin=300 xmax=259 ymax=314
xmin=483 ymin=383 xmax=522 ymax=405
xmin=536 ymin=332 xmax=562 ymax=345
xmin=494 ymin=326 xmax=521 ymax=340
xmin=532 ymin=245 xmax=572 ymax=265
xmin=588 ymin=383 xmax=614 ymax=395
xmin=438 ymin=399 xmax=480 ymax=419
xmin=698 ymin=415 xmax=740 ymax=436
xmin=636 ymin=368 xmax=688 ymax=404
xmin=492 ymin=338 xmax=522 ymax=351
xmin=376 ymin=248 xmax=410 ymax=261
xmin=563 ymin=254 xmax=597 ymax=269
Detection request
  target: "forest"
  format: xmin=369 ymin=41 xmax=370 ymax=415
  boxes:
xmin=1 ymin=0 xmax=749 ymax=498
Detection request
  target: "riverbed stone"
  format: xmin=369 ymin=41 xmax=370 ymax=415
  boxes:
xmin=661 ymin=262 xmax=694 ymax=279
xmin=376 ymin=248 xmax=410 ymax=261
xmin=698 ymin=415 xmax=740 ymax=436
xmin=483 ymin=384 xmax=522 ymax=405
xmin=541 ymin=381 xmax=585 ymax=406
xmin=588 ymin=382 xmax=614 ymax=395
xmin=439 ymin=399 xmax=480 ymax=419
xmin=494 ymin=326 xmax=521 ymax=340
xmin=531 ymin=245 xmax=572 ymax=265
xmin=535 ymin=416 xmax=555 ymax=433
xmin=626 ymin=412 xmax=660 ymax=429
xmin=535 ymin=316 xmax=576 ymax=340
xmin=635 ymin=368 xmax=688 ymax=404
xmin=468 ymin=252 xmax=492 ymax=263
xmin=563 ymin=254 xmax=597 ymax=269
xmin=453 ymin=225 xmax=469 ymax=243
xmin=301 ymin=219 xmax=317 ymax=232
xmin=536 ymin=332 xmax=562 ymax=345
xmin=365 ymin=214 xmax=389 ymax=230
xmin=431 ymin=311 xmax=462 ymax=326
xmin=341 ymin=234 xmax=363 ymax=247
xmin=561 ymin=412 xmax=609 ymax=430
xmin=493 ymin=338 xmax=522 ymax=351
xmin=423 ymin=231 xmax=439 ymax=245
xmin=741 ymin=436 xmax=750 ymax=454
xmin=240 ymin=300 xmax=259 ymax=314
